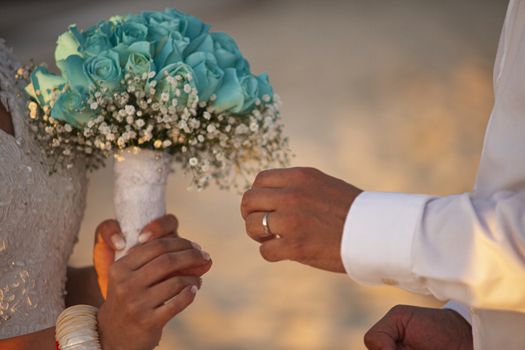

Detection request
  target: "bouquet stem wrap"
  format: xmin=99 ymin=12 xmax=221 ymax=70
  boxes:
xmin=113 ymin=148 xmax=172 ymax=260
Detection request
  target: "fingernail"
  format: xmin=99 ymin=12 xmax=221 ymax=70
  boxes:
xmin=138 ymin=231 xmax=152 ymax=244
xmin=111 ymin=235 xmax=126 ymax=251
xmin=190 ymin=285 xmax=198 ymax=294
xmin=191 ymin=242 xmax=202 ymax=251
xmin=201 ymin=250 xmax=211 ymax=261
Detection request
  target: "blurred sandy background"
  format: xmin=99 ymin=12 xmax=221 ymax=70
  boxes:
xmin=1 ymin=0 xmax=508 ymax=349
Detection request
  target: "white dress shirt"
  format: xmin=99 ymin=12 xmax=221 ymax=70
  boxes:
xmin=342 ymin=0 xmax=525 ymax=348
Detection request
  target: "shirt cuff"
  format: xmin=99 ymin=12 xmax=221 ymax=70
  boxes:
xmin=341 ymin=192 xmax=432 ymax=286
xmin=443 ymin=300 xmax=472 ymax=325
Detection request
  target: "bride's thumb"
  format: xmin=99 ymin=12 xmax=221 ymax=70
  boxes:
xmin=96 ymin=219 xmax=126 ymax=252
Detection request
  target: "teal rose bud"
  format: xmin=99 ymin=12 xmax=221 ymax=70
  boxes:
xmin=25 ymin=67 xmax=66 ymax=107
xmin=185 ymin=51 xmax=224 ymax=101
xmin=239 ymin=75 xmax=259 ymax=114
xmin=154 ymin=32 xmax=190 ymax=68
xmin=83 ymin=50 xmax=123 ymax=91
xmin=212 ymin=68 xmax=244 ymax=114
xmin=114 ymin=20 xmax=148 ymax=46
xmin=155 ymin=62 xmax=197 ymax=111
xmin=51 ymin=91 xmax=95 ymax=129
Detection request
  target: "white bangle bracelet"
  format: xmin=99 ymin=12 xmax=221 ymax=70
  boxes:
xmin=56 ymin=305 xmax=102 ymax=350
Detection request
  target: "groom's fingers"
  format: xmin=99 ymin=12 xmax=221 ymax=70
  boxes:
xmin=259 ymin=237 xmax=288 ymax=262
xmin=364 ymin=309 xmax=400 ymax=350
xmin=252 ymin=167 xmax=320 ymax=189
xmin=241 ymin=188 xmax=283 ymax=219
xmin=245 ymin=211 xmax=286 ymax=242
xmin=139 ymin=214 xmax=179 ymax=243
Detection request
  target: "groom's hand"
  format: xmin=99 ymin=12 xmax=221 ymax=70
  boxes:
xmin=364 ymin=305 xmax=473 ymax=350
xmin=241 ymin=167 xmax=362 ymax=273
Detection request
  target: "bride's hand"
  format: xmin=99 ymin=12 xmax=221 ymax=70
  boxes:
xmin=97 ymin=235 xmax=212 ymax=350
xmin=94 ymin=214 xmax=211 ymax=298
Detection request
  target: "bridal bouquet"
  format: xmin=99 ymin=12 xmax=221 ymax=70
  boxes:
xmin=22 ymin=9 xmax=289 ymax=256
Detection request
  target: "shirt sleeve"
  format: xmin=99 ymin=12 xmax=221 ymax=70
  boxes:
xmin=443 ymin=300 xmax=472 ymax=325
xmin=341 ymin=190 xmax=525 ymax=312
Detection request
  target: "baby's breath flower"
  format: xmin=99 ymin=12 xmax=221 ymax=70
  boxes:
xmin=189 ymin=157 xmax=198 ymax=166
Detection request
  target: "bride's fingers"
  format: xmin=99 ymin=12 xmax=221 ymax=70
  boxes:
xmin=96 ymin=219 xmax=126 ymax=251
xmin=122 ymin=237 xmax=196 ymax=270
xmin=178 ymin=259 xmax=213 ymax=277
xmin=147 ymin=275 xmax=202 ymax=308
xmin=155 ymin=285 xmax=198 ymax=326
xmin=139 ymin=214 xmax=179 ymax=243
xmin=245 ymin=211 xmax=286 ymax=242
xmin=139 ymin=249 xmax=210 ymax=286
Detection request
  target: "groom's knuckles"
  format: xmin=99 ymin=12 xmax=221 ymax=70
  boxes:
xmin=253 ymin=167 xmax=318 ymax=188
xmin=252 ymin=169 xmax=278 ymax=188
xmin=241 ymin=188 xmax=283 ymax=218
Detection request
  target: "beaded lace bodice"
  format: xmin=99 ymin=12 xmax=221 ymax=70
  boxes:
xmin=0 ymin=39 xmax=87 ymax=338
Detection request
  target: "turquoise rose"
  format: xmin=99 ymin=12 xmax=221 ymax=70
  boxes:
xmin=235 ymin=58 xmax=251 ymax=77
xmin=51 ymin=91 xmax=95 ymax=129
xmin=164 ymin=9 xmax=210 ymax=40
xmin=212 ymin=68 xmax=244 ymax=114
xmin=55 ymin=25 xmax=83 ymax=63
xmin=257 ymin=73 xmax=274 ymax=102
xmin=25 ymin=67 xmax=66 ymax=107
xmin=155 ymin=62 xmax=197 ymax=109
xmin=154 ymin=32 xmax=190 ymax=68
xmin=239 ymin=75 xmax=259 ymax=114
xmin=184 ymin=32 xmax=243 ymax=70
xmin=211 ymin=32 xmax=243 ymax=69
xmin=58 ymin=55 xmax=91 ymax=94
xmin=83 ymin=50 xmax=123 ymax=91
xmin=114 ymin=20 xmax=148 ymax=45
xmin=120 ymin=41 xmax=155 ymax=76
xmin=81 ymin=22 xmax=116 ymax=56
xmin=185 ymin=51 xmax=224 ymax=101
xmin=140 ymin=11 xmax=173 ymax=26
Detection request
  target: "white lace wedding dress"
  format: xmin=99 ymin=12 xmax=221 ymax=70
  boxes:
xmin=0 ymin=39 xmax=87 ymax=338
